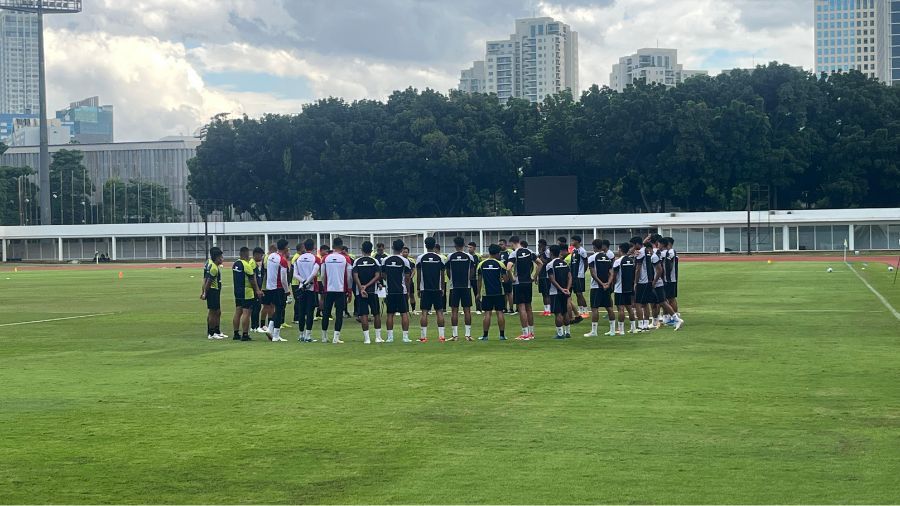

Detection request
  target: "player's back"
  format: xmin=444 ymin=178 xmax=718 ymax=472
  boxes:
xmin=447 ymin=251 xmax=474 ymax=289
xmin=512 ymin=247 xmax=536 ymax=284
xmin=322 ymin=252 xmax=350 ymax=292
xmin=353 ymin=256 xmax=380 ymax=293
xmin=382 ymin=254 xmax=410 ymax=294
xmin=416 ymin=252 xmax=445 ymax=291
xmin=478 ymin=258 xmax=505 ymax=296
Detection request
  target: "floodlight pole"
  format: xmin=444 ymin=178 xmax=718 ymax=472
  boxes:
xmin=36 ymin=3 xmax=50 ymax=225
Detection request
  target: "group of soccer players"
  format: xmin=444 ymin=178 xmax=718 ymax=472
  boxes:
xmin=199 ymin=232 xmax=683 ymax=343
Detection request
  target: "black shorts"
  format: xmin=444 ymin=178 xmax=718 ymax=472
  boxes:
xmin=502 ymin=280 xmax=513 ymax=295
xmin=480 ymin=294 xmax=505 ymax=312
xmin=386 ymin=293 xmax=409 ymax=314
xmin=572 ymin=277 xmax=586 ymax=293
xmin=551 ymin=293 xmax=570 ymax=315
xmin=590 ymin=288 xmax=613 ymax=309
xmin=420 ymin=291 xmax=445 ymax=311
xmin=665 ymin=282 xmax=678 ymax=299
xmin=513 ymin=283 xmax=533 ymax=305
xmin=615 ymin=292 xmax=633 ymax=306
xmin=449 ymin=287 xmax=473 ymax=308
xmin=206 ymin=289 xmax=221 ymax=310
xmin=635 ymin=283 xmax=655 ymax=304
xmin=538 ymin=278 xmax=550 ymax=296
xmin=262 ymin=289 xmax=280 ymax=306
xmin=653 ymin=286 xmax=667 ymax=305
xmin=356 ymin=293 xmax=380 ymax=316
xmin=235 ymin=297 xmax=253 ymax=309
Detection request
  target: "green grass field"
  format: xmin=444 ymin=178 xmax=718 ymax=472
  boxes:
xmin=1 ymin=260 xmax=899 ymax=504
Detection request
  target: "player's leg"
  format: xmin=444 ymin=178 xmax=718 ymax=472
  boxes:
xmin=240 ymin=307 xmax=252 ymax=341
xmin=250 ymin=298 xmax=260 ymax=331
xmin=419 ymin=293 xmax=430 ymax=341
xmin=435 ymin=297 xmax=446 ymax=342
xmin=321 ymin=292 xmax=335 ymax=342
xmin=497 ymin=310 xmax=506 ymax=340
xmin=232 ymin=302 xmax=243 ymax=340
xmin=480 ymin=307 xmax=492 ymax=340
xmin=332 ymin=294 xmax=345 ymax=343
xmin=292 ymin=286 xmax=301 ymax=323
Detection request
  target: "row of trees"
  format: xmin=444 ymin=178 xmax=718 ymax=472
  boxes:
xmin=188 ymin=63 xmax=900 ymax=219
xmin=0 ymin=146 xmax=181 ymax=225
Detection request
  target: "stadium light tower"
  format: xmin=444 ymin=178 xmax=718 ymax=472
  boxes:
xmin=0 ymin=0 xmax=82 ymax=226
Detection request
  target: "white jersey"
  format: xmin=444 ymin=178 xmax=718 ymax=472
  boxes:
xmin=588 ymin=250 xmax=615 ymax=289
xmin=635 ymin=249 xmax=649 ymax=284
xmin=322 ymin=252 xmax=352 ymax=293
xmin=651 ymin=252 xmax=664 ymax=288
xmin=293 ymin=252 xmax=320 ymax=290
xmin=265 ymin=252 xmax=289 ymax=291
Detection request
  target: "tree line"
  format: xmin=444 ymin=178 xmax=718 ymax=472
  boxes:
xmin=188 ymin=63 xmax=900 ymax=220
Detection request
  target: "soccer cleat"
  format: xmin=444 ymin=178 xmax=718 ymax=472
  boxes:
xmin=475 ymin=310 xmax=483 ymax=315
xmin=207 ymin=334 xmax=215 ymax=340
xmin=332 ymin=339 xmax=344 ymax=344
xmin=438 ymin=337 xmax=446 ymax=343
xmin=386 ymin=336 xmax=394 ymax=343
xmin=375 ymin=337 xmax=385 ymax=344
xmin=572 ymin=316 xmax=584 ymax=324
xmin=584 ymin=331 xmax=598 ymax=337
xmin=499 ymin=335 xmax=507 ymax=341
xmin=564 ymin=333 xmax=571 ymax=339
xmin=515 ymin=334 xmax=529 ymax=340
xmin=448 ymin=336 xmax=458 ymax=342
xmin=604 ymin=331 xmax=616 ymax=337
xmin=418 ymin=337 xmax=428 ymax=343
xmin=298 ymin=336 xmax=304 ymax=342
xmin=272 ymin=336 xmax=287 ymax=342
xmin=321 ymin=337 xmax=328 ymax=343
xmin=616 ymin=331 xmax=625 ymax=336
xmin=478 ymin=336 xmax=489 ymax=341
xmin=233 ymin=334 xmax=242 ymax=341
xmin=465 ymin=336 xmax=474 ymax=342
xmin=364 ymin=339 xmax=371 ymax=344
xmin=553 ymin=334 xmax=566 ymax=340
xmin=674 ymin=320 xmax=684 ymax=331
xmin=629 ymin=328 xmax=641 ymax=334
xmin=241 ymin=335 xmax=252 ymax=341
xmin=580 ymin=312 xmax=590 ymax=319
xmin=402 ymin=338 xmax=413 ymax=343
xmin=281 ymin=323 xmax=291 ymax=329
xmin=541 ymin=311 xmax=551 ymax=317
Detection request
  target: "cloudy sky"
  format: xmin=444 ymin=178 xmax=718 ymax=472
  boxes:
xmin=41 ymin=0 xmax=814 ymax=141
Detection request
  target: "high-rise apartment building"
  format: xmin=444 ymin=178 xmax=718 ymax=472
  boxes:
xmin=56 ymin=96 xmax=114 ymax=144
xmin=459 ymin=17 xmax=579 ymax=102
xmin=609 ymin=48 xmax=707 ymax=92
xmin=459 ymin=61 xmax=486 ymax=93
xmin=0 ymin=10 xmax=39 ymax=115
xmin=814 ymin=0 xmax=899 ymax=85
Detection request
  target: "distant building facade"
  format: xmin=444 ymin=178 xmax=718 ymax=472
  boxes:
xmin=609 ymin=48 xmax=707 ymax=92
xmin=459 ymin=61 xmax=486 ymax=93
xmin=9 ymin=118 xmax=71 ymax=146
xmin=0 ymin=11 xmax=39 ymax=116
xmin=56 ymin=96 xmax=114 ymax=144
xmin=459 ymin=17 xmax=579 ymax=102
xmin=814 ymin=0 xmax=899 ymax=85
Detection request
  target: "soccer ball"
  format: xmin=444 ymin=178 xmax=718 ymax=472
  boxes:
xmin=826 ymin=267 xmax=833 ymax=273
xmin=890 ymin=266 xmax=896 ymax=272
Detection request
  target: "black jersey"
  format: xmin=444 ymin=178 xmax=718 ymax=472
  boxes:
xmin=666 ymin=249 xmax=678 ymax=283
xmin=545 ymin=258 xmax=571 ymax=295
xmin=447 ymin=251 xmax=475 ymax=289
xmin=538 ymin=248 xmax=551 ymax=279
xmin=381 ymin=254 xmax=411 ymax=295
xmin=614 ymin=255 xmax=636 ymax=294
xmin=352 ymin=256 xmax=380 ymax=294
xmin=477 ymin=258 xmax=506 ymax=296
xmin=416 ymin=252 xmax=445 ymax=291
xmin=510 ymin=247 xmax=538 ymax=284
xmin=590 ymin=250 xmax=615 ymax=287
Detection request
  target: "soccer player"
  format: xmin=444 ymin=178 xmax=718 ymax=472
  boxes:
xmin=321 ymin=238 xmax=353 ymax=344
xmin=290 ymin=243 xmax=303 ymax=324
xmin=353 ymin=241 xmax=383 ymax=344
xmin=231 ymin=246 xmax=263 ymax=341
xmin=663 ymin=237 xmax=680 ymax=319
xmin=315 ymin=244 xmax=330 ymax=320
xmin=402 ymin=246 xmax=417 ymax=315
xmin=416 ymin=237 xmax=447 ymax=342
xmin=200 ymin=247 xmax=225 ymax=339
xmin=498 ymin=239 xmax=515 ymax=314
xmin=585 ymin=239 xmax=616 ymax=337
xmin=506 ymin=236 xmax=540 ymax=340
xmin=263 ymin=239 xmax=291 ymax=342
xmin=292 ymin=238 xmax=320 ymax=342
xmin=467 ymin=241 xmax=482 ymax=314
xmin=447 ymin=236 xmax=475 ymax=341
xmin=382 ymin=239 xmax=413 ymax=343
xmin=537 ymin=238 xmax=552 ymax=316
xmin=610 ymin=243 xmax=637 ymax=335
xmin=569 ymin=235 xmax=590 ymax=318
xmin=476 ymin=244 xmax=508 ymax=341
xmin=634 ymin=241 xmax=656 ymax=332
xmin=250 ymin=247 xmax=265 ymax=332
xmin=340 ymin=244 xmax=354 ymax=319
xmin=546 ymin=244 xmax=572 ymax=339
xmin=649 ymin=236 xmax=684 ymax=331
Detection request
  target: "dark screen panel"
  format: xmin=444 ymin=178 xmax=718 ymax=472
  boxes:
xmin=523 ymin=176 xmax=578 ymax=215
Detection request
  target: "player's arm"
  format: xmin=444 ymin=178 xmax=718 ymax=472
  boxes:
xmin=200 ymin=276 xmax=211 ymax=299
xmin=279 ymin=262 xmax=290 ymax=293
xmin=549 ymin=268 xmax=565 ymax=294
xmin=653 ymin=262 xmax=664 ymax=286
xmin=249 ymin=269 xmax=263 ymax=298
xmin=590 ymin=262 xmax=602 ymax=288
xmin=608 ymin=268 xmax=617 ymax=289
xmin=633 ymin=259 xmax=642 ymax=291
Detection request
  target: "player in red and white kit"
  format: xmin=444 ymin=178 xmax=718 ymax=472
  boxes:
xmin=292 ymin=238 xmax=321 ymax=342
xmin=263 ymin=239 xmax=292 ymax=342
xmin=321 ymin=237 xmax=353 ymax=344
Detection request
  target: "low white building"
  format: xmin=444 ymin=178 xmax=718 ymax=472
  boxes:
xmin=8 ymin=118 xmax=71 ymax=147
xmin=610 ymin=48 xmax=707 ymax=92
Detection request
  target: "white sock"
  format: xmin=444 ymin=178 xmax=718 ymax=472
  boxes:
xmin=544 ymin=304 xmax=550 ymax=312
xmin=267 ymin=320 xmax=275 ymax=333
xmin=333 ymin=331 xmax=341 ymax=342
xmin=363 ymin=329 xmax=370 ymax=341
xmin=564 ymin=325 xmax=570 ymax=334
xmin=556 ymin=326 xmax=564 ymax=336
xmin=522 ymin=327 xmax=528 ymax=336
xmin=609 ymin=321 xmax=616 ymax=333
xmin=438 ymin=326 xmax=445 ymax=338
xmin=420 ymin=326 xmax=427 ymax=338
xmin=321 ymin=329 xmax=327 ymax=341
xmin=464 ymin=325 xmax=471 ymax=337
xmin=402 ymin=331 xmax=409 ymax=340
xmin=452 ymin=326 xmax=458 ymax=337
xmin=617 ymin=321 xmax=624 ymax=333
xmin=375 ymin=328 xmax=382 ymax=340
xmin=273 ymin=327 xmax=280 ymax=338
xmin=387 ymin=330 xmax=394 ymax=340
xmin=591 ymin=322 xmax=598 ymax=333
xmin=528 ymin=325 xmax=534 ymax=335
xmin=630 ymin=320 xmax=636 ymax=331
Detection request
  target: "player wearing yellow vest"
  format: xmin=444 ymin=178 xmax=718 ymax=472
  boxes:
xmin=231 ymin=246 xmax=264 ymax=341
xmin=201 ymin=247 xmax=225 ymax=339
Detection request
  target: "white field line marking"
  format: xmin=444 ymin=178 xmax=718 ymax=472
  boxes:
xmin=846 ymin=262 xmax=900 ymax=321
xmin=0 ymin=312 xmax=115 ymax=327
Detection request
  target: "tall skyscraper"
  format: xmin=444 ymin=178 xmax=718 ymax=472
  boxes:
xmin=459 ymin=17 xmax=579 ymax=102
xmin=814 ymin=0 xmax=899 ymax=85
xmin=609 ymin=48 xmax=707 ymax=92
xmin=56 ymin=96 xmax=114 ymax=144
xmin=459 ymin=61 xmax=486 ymax=93
xmin=0 ymin=10 xmax=39 ymax=115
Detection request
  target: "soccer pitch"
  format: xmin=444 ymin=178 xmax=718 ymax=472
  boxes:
xmin=1 ymin=260 xmax=899 ymax=504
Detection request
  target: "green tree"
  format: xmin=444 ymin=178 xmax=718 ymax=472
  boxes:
xmin=49 ymin=149 xmax=94 ymax=225
xmin=102 ymin=178 xmax=182 ymax=223
xmin=0 ymin=142 xmax=36 ymax=225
